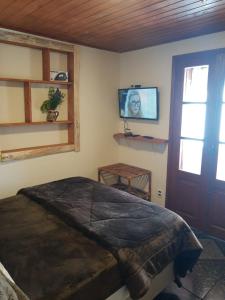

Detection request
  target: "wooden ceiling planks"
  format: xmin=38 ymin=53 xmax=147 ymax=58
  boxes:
xmin=0 ymin=0 xmax=225 ymax=52
xmin=67 ymin=0 xmax=196 ymax=35
xmin=95 ymin=4 xmax=225 ymax=46
xmin=86 ymin=0 xmax=222 ymax=38
xmin=75 ymin=0 xmax=222 ymax=45
xmin=117 ymin=20 xmax=225 ymax=52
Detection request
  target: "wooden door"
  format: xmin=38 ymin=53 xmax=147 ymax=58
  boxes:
xmin=166 ymin=49 xmax=225 ymax=240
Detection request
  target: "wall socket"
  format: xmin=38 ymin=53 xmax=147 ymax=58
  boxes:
xmin=157 ymin=190 xmax=162 ymax=197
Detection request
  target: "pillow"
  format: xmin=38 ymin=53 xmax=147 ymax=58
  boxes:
xmin=0 ymin=263 xmax=29 ymax=300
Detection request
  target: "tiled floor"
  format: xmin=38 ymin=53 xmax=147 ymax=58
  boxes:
xmin=155 ymin=230 xmax=225 ymax=300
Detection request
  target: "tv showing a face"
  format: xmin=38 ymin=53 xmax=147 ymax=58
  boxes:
xmin=119 ymin=88 xmax=158 ymax=120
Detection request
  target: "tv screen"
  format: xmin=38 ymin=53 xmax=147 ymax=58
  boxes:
xmin=118 ymin=87 xmax=159 ymax=120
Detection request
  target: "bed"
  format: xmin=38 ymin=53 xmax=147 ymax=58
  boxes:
xmin=0 ymin=177 xmax=202 ymax=300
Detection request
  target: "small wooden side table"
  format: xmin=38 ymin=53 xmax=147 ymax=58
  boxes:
xmin=98 ymin=163 xmax=151 ymax=201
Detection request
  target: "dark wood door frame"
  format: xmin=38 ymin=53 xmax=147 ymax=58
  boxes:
xmin=166 ymin=48 xmax=225 ymax=239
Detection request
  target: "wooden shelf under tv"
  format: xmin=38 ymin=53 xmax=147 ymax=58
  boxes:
xmin=113 ymin=133 xmax=168 ymax=144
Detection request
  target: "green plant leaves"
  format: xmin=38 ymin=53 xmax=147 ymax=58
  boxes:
xmin=40 ymin=87 xmax=65 ymax=113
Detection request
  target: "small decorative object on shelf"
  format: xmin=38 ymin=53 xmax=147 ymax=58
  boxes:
xmin=46 ymin=110 xmax=59 ymax=122
xmin=50 ymin=71 xmax=68 ymax=81
xmin=40 ymin=87 xmax=65 ymax=122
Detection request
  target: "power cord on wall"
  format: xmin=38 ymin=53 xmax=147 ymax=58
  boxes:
xmin=123 ymin=118 xmax=133 ymax=136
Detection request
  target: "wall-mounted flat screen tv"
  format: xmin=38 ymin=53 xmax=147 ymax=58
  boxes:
xmin=118 ymin=87 xmax=159 ymax=120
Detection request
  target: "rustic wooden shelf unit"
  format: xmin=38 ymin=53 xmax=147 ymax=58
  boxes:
xmin=0 ymin=31 xmax=80 ymax=162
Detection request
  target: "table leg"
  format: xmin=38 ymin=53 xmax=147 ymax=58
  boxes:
xmin=128 ymin=178 xmax=131 ymax=192
xmin=148 ymin=173 xmax=151 ymax=201
xmin=98 ymin=170 xmax=101 ymax=182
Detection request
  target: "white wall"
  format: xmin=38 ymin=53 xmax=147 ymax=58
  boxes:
xmin=0 ymin=45 xmax=119 ymax=198
xmin=119 ymin=31 xmax=225 ymax=206
xmin=2 ymin=30 xmax=225 ymax=202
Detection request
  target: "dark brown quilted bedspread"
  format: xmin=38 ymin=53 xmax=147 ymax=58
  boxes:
xmin=18 ymin=177 xmax=202 ymax=299
xmin=0 ymin=194 xmax=121 ymax=300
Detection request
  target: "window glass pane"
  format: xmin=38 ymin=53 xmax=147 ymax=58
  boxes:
xmin=183 ymin=65 xmax=209 ymax=102
xmin=219 ymin=104 xmax=225 ymax=142
xmin=216 ymin=144 xmax=225 ymax=181
xmin=181 ymin=104 xmax=206 ymax=139
xmin=179 ymin=139 xmax=203 ymax=175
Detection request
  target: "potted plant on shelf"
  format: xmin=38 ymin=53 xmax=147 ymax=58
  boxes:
xmin=40 ymin=87 xmax=65 ymax=122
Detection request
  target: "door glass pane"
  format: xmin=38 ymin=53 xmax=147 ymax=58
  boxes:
xmin=181 ymin=104 xmax=206 ymax=139
xmin=183 ymin=65 xmax=209 ymax=102
xmin=216 ymin=144 xmax=225 ymax=181
xmin=219 ymin=104 xmax=225 ymax=142
xmin=179 ymin=139 xmax=203 ymax=174
xmin=223 ymin=82 xmax=225 ymax=102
